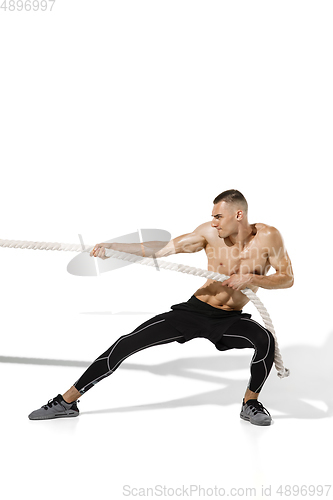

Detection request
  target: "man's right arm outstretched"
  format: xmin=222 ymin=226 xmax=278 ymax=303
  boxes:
xmin=91 ymin=226 xmax=208 ymax=259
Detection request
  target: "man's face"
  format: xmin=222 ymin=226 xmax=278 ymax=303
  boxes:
xmin=211 ymin=201 xmax=240 ymax=239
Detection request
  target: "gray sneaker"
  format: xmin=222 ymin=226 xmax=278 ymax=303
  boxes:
xmin=28 ymin=394 xmax=80 ymax=420
xmin=240 ymin=399 xmax=272 ymax=426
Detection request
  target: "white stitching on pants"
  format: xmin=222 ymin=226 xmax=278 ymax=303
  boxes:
xmin=79 ymin=329 xmax=183 ymax=392
xmin=109 ymin=335 xmax=184 ymax=374
xmin=106 ymin=319 xmax=167 ymax=371
xmin=240 ymin=318 xmax=271 ymax=363
xmin=254 ymin=359 xmax=268 ymax=393
xmin=224 ymin=320 xmax=271 ymax=393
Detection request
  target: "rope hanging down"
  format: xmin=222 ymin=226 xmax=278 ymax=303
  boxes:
xmin=0 ymin=238 xmax=290 ymax=379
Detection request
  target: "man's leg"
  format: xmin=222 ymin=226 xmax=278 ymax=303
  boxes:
xmin=71 ymin=315 xmax=183 ymax=396
xmin=28 ymin=314 xmax=183 ymax=420
xmin=244 ymin=387 xmax=260 ymax=404
xmin=221 ymin=317 xmax=275 ymax=426
xmin=63 ymin=385 xmax=81 ymax=403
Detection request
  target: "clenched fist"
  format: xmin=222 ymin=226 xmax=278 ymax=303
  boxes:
xmin=90 ymin=243 xmax=110 ymax=259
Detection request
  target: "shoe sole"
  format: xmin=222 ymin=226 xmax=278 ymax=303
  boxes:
xmin=240 ymin=412 xmax=271 ymax=426
xmin=29 ymin=411 xmax=79 ymax=421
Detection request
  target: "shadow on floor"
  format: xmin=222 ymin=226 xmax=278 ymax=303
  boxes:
xmin=2 ymin=331 xmax=332 ymax=420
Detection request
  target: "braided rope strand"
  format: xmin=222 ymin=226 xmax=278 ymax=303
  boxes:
xmin=0 ymin=239 xmax=289 ymax=378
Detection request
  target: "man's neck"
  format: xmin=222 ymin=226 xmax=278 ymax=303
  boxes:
xmin=226 ymin=223 xmax=254 ymax=247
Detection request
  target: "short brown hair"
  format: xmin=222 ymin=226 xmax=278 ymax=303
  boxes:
xmin=213 ymin=189 xmax=248 ymax=213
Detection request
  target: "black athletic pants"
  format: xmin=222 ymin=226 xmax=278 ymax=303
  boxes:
xmin=73 ymin=297 xmax=275 ymax=395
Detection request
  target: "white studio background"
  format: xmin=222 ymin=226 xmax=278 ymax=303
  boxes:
xmin=0 ymin=1 xmax=332 ymax=500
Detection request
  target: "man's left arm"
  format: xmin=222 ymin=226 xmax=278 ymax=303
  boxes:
xmin=251 ymin=227 xmax=294 ymax=289
xmin=222 ymin=228 xmax=294 ymax=291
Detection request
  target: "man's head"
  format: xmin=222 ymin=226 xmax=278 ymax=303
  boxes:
xmin=211 ymin=189 xmax=249 ymax=239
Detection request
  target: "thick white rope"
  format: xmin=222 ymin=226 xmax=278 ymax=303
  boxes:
xmin=0 ymin=239 xmax=289 ymax=378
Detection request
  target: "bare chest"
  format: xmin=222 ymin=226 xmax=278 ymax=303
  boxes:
xmin=205 ymin=242 xmax=270 ymax=276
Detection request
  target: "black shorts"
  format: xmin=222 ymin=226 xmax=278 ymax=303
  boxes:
xmin=159 ymin=295 xmax=252 ymax=351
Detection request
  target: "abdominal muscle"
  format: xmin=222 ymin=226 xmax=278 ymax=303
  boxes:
xmin=194 ymin=279 xmax=257 ymax=311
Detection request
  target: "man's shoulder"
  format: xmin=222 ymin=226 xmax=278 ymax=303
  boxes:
xmin=255 ymin=223 xmax=283 ymax=244
xmin=256 ymin=222 xmax=279 ymax=234
xmin=193 ymin=221 xmax=214 ymax=238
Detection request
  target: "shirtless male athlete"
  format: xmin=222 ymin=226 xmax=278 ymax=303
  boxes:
xmin=28 ymin=190 xmax=294 ymax=426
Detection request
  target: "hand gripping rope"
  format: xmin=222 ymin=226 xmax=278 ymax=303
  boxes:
xmin=0 ymin=238 xmax=290 ymax=379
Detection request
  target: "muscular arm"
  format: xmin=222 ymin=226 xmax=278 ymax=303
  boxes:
xmin=95 ymin=226 xmax=207 ymax=259
xmin=222 ymin=227 xmax=294 ymax=291
xmin=250 ymin=228 xmax=294 ymax=289
xmin=155 ymin=229 xmax=207 ymax=257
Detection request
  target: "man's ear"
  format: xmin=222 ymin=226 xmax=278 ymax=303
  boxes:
xmin=236 ymin=210 xmax=244 ymax=220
